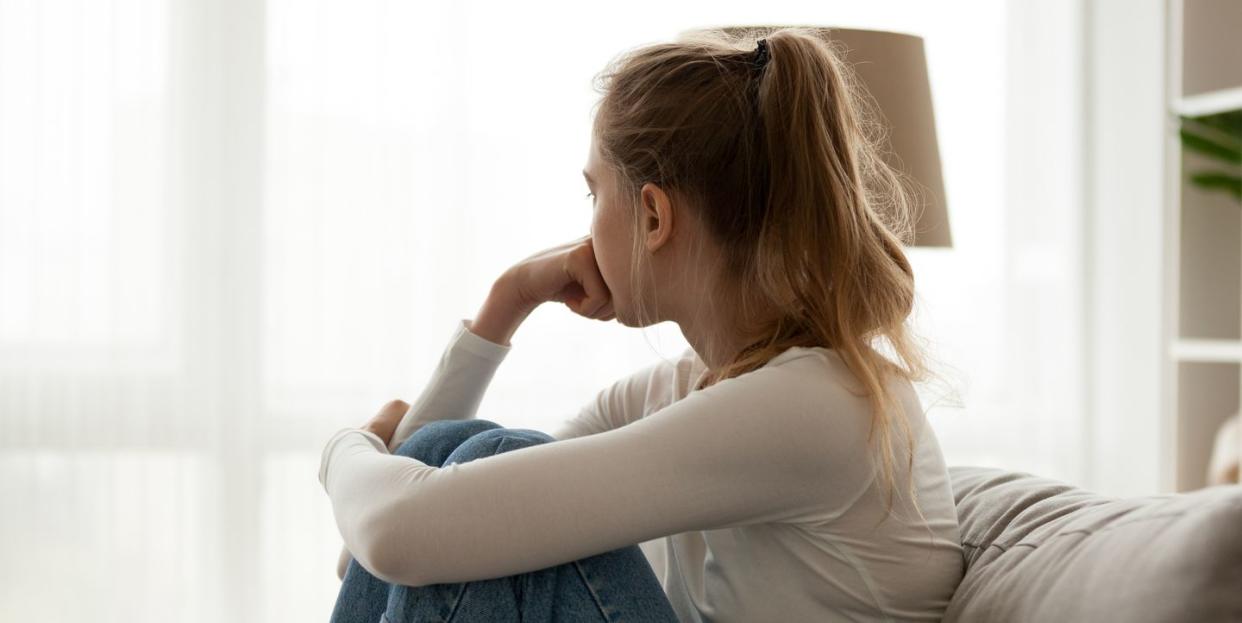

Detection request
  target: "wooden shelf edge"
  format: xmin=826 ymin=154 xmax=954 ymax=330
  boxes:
xmin=1171 ymin=339 xmax=1242 ymax=363
xmin=1174 ymin=85 xmax=1242 ymax=117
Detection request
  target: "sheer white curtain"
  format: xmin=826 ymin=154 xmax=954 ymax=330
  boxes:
xmin=0 ymin=0 xmax=1088 ymax=620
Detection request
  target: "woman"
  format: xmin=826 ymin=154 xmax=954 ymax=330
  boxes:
xmin=321 ymin=27 xmax=964 ymax=622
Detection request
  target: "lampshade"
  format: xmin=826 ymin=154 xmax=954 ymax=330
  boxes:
xmin=677 ymin=25 xmax=952 ymax=248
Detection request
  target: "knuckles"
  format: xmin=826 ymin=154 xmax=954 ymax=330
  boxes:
xmin=383 ymin=399 xmax=410 ymax=413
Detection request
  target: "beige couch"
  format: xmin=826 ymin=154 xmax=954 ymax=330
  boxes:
xmin=944 ymin=467 xmax=1242 ymax=622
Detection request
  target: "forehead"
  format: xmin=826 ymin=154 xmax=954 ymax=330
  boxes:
xmin=585 ymin=133 xmax=601 ymax=168
xmin=583 ymin=136 xmax=604 ymax=188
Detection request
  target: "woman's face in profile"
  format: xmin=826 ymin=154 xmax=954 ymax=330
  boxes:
xmin=583 ymin=134 xmax=636 ymax=326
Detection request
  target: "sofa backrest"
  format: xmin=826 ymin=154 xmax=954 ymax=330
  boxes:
xmin=944 ymin=466 xmax=1242 ymax=622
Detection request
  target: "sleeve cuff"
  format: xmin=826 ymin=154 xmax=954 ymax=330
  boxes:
xmin=453 ymin=318 xmax=512 ymax=362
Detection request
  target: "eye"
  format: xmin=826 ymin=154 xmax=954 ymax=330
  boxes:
xmin=584 ymin=192 xmax=596 ymax=202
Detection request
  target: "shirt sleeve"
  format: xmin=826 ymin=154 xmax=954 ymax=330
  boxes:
xmin=550 ymin=346 xmax=703 ymax=441
xmin=318 ymin=360 xmax=864 ymax=589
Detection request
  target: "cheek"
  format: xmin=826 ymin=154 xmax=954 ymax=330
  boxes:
xmin=591 ymin=208 xmax=628 ymax=296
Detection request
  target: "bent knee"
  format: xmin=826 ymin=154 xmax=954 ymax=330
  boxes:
xmin=444 ymin=427 xmax=555 ymax=464
xmin=393 ymin=419 xmax=502 ymax=460
xmin=421 ymin=418 xmax=502 ymax=439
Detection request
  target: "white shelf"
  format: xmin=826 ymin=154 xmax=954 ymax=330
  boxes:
xmin=1164 ymin=0 xmax=1242 ymax=494
xmin=1174 ymin=85 xmax=1242 ymax=117
xmin=1172 ymin=339 xmax=1242 ymax=363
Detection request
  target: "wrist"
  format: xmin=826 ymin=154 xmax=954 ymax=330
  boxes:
xmin=359 ymin=425 xmax=392 ymax=448
xmin=470 ymin=275 xmax=536 ymax=347
xmin=493 ymin=269 xmax=538 ymax=315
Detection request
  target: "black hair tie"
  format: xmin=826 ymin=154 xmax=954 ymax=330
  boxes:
xmin=753 ymin=38 xmax=770 ymax=69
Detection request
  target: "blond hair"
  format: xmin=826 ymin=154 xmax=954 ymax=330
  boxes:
xmin=589 ymin=27 xmax=957 ymax=519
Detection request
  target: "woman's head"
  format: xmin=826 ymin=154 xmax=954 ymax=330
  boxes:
xmin=583 ymin=127 xmax=743 ymax=333
xmin=586 ymin=26 xmax=946 ymax=518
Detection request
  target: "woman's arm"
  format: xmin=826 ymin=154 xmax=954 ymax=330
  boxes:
xmin=387 ymin=275 xmax=532 ymax=452
xmin=332 ymin=233 xmax=633 ymax=580
xmin=319 ymin=357 xmax=872 ymax=588
xmin=337 ymin=346 xmax=664 ymax=580
xmin=390 ymin=233 xmax=614 ymax=446
xmin=337 ymin=280 xmax=529 ymax=580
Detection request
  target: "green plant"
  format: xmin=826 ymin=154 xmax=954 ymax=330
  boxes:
xmin=1179 ymin=108 xmax=1242 ymax=203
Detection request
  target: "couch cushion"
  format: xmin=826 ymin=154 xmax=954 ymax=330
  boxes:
xmin=944 ymin=466 xmax=1242 ymax=623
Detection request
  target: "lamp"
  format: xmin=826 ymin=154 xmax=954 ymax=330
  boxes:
xmin=677 ymin=25 xmax=953 ymax=248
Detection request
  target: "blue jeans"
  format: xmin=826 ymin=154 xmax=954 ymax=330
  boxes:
xmin=328 ymin=419 xmax=681 ymax=623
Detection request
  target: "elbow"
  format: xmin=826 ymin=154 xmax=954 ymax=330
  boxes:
xmin=363 ymin=544 xmax=434 ymax=588
xmin=360 ymin=542 xmax=416 ymax=587
xmin=356 ymin=547 xmax=397 ymax=585
xmin=336 ymin=545 xmax=351 ymax=581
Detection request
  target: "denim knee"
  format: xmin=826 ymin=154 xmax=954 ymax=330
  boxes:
xmin=443 ymin=427 xmax=555 ymax=465
xmin=393 ymin=419 xmax=503 ymax=466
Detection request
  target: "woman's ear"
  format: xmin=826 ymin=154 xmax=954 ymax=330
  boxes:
xmin=641 ymin=182 xmax=674 ymax=254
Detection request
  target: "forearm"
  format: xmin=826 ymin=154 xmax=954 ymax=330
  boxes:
xmin=331 ymin=275 xmax=544 ymax=582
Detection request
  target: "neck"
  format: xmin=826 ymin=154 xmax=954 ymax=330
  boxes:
xmin=676 ymin=295 xmax=774 ymax=375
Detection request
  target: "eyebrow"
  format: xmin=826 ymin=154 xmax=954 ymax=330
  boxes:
xmin=582 ymin=170 xmax=595 ymax=186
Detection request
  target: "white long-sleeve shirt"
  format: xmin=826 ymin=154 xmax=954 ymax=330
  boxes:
xmin=319 ymin=318 xmax=964 ymax=622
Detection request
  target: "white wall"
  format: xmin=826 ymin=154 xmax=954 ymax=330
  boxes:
xmin=1084 ymin=0 xmax=1169 ymax=496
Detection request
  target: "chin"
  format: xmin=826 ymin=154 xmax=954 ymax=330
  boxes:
xmin=615 ymin=308 xmax=659 ymax=329
xmin=613 ymin=309 xmax=634 ymax=328
xmin=612 ymin=305 xmax=638 ymax=328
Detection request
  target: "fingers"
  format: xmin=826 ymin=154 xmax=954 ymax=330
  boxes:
xmin=379 ymin=399 xmax=409 ymax=417
xmin=565 ymin=248 xmax=611 ymax=318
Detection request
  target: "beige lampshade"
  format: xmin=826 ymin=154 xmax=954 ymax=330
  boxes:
xmin=677 ymin=25 xmax=953 ymax=248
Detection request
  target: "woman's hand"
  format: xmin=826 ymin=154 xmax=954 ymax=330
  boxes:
xmin=361 ymin=399 xmax=408 ymax=448
xmin=505 ymin=234 xmax=615 ymax=321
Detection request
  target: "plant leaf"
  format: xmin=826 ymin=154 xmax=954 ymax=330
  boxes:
xmin=1189 ymin=171 xmax=1242 ymax=202
xmin=1180 ymin=127 xmax=1242 ymax=164
xmin=1190 ymin=109 xmax=1242 ymax=138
